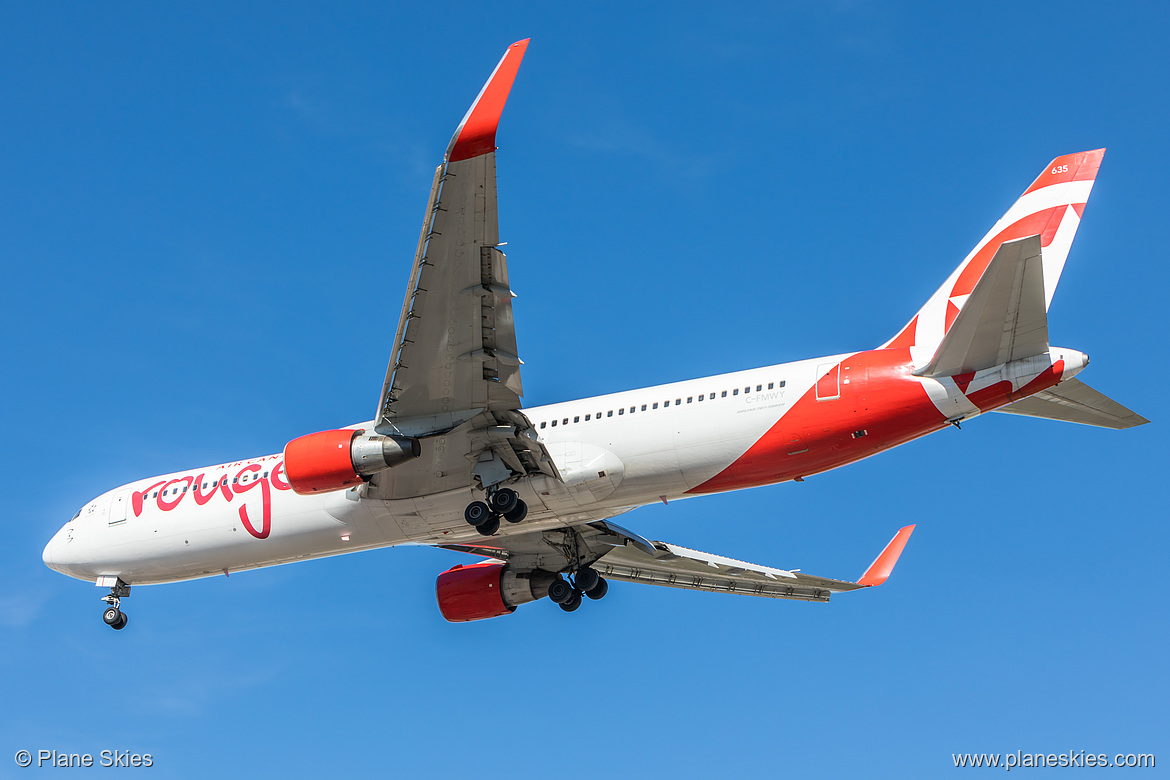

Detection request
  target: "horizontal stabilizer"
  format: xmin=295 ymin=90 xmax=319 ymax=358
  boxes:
xmin=916 ymin=235 xmax=1048 ymax=377
xmin=994 ymin=378 xmax=1149 ymax=429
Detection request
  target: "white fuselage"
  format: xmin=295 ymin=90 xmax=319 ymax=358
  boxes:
xmin=42 ymin=346 xmax=1086 ymax=587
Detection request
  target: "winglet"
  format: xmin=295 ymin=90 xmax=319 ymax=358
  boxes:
xmin=446 ymin=39 xmax=530 ymax=163
xmin=857 ymin=525 xmax=916 ymax=587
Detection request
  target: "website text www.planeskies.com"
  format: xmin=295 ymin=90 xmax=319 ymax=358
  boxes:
xmin=953 ymin=750 xmax=1154 ymax=770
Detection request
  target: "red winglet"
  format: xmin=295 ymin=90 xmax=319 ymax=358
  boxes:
xmin=857 ymin=525 xmax=916 ymax=587
xmin=446 ymin=39 xmax=530 ymax=163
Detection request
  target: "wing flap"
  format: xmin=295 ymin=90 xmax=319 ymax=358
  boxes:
xmin=994 ymin=378 xmax=1149 ymax=429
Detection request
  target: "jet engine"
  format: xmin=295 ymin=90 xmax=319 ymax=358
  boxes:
xmin=283 ymin=428 xmax=420 ymax=495
xmin=436 ymin=562 xmax=557 ymax=622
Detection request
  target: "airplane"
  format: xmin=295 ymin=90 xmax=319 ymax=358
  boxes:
xmin=42 ymin=39 xmax=1147 ymax=630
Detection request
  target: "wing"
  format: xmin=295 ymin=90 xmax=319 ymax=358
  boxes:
xmin=376 ymin=40 xmax=528 ymax=436
xmin=367 ymin=40 xmax=558 ymax=500
xmin=440 ymin=522 xmax=916 ymax=603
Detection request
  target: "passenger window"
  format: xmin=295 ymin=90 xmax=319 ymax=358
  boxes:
xmin=744 ymin=387 xmax=750 ymax=393
xmin=551 ymin=420 xmax=557 ymax=427
xmin=709 ymin=393 xmax=715 ymax=399
xmin=641 ymin=404 xmax=647 ymax=411
xmin=574 ymin=416 xmax=579 ymax=423
xmin=607 ymin=411 xmax=613 ymax=417
xmin=780 ymin=381 xmax=786 ymax=387
xmin=585 ymin=414 xmax=591 ymax=421
xmin=618 ymin=408 xmax=624 ymax=415
xmin=768 ymin=382 xmax=774 ymax=389
xmin=721 ymin=391 xmax=727 ymax=398
xmin=733 ymin=388 xmax=739 ymax=396
xmin=563 ymin=418 xmax=568 ymax=425
xmin=540 ymin=422 xmax=546 ymax=428
xmin=687 ymin=397 xmax=693 ymax=403
xmin=676 ymin=398 xmax=681 ymax=405
xmin=263 ymin=472 xmax=268 ymax=478
xmin=698 ymin=395 xmax=704 ymax=402
xmin=653 ymin=402 xmax=658 ymax=409
xmin=151 ymin=492 xmax=157 ymax=498
xmin=629 ymin=406 xmax=635 ymax=413
xmin=756 ymin=385 xmax=762 ymax=391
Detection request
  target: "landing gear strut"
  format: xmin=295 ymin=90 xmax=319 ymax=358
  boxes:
xmin=100 ymin=581 xmax=130 ymax=631
xmin=463 ymin=487 xmax=527 ymax=536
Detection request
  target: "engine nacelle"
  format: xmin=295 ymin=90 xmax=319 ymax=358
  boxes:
xmin=283 ymin=428 xmax=420 ymax=495
xmin=436 ymin=562 xmax=556 ymax=623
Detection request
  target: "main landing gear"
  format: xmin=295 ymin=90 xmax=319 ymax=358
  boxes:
xmin=100 ymin=581 xmax=130 ymax=631
xmin=464 ymin=487 xmax=527 ymax=536
xmin=547 ymin=567 xmax=608 ymax=612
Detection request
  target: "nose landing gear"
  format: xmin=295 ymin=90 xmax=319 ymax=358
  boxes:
xmin=100 ymin=580 xmax=130 ymax=631
xmin=102 ymin=606 xmax=127 ymax=630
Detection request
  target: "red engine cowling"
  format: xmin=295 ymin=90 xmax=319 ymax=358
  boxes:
xmin=283 ymin=428 xmax=420 ymax=495
xmin=436 ymin=563 xmax=556 ymax=623
xmin=436 ymin=562 xmax=513 ymax=622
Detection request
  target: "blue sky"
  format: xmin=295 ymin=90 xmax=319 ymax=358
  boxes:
xmin=3 ymin=2 xmax=1166 ymax=776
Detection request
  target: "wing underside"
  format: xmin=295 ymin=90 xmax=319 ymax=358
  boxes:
xmin=375 ymin=153 xmax=522 ymax=435
xmin=440 ymin=522 xmax=915 ymax=603
xmin=365 ymin=40 xmax=557 ymax=500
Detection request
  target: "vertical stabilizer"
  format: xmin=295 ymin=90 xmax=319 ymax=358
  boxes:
xmin=883 ymin=150 xmax=1104 ymax=362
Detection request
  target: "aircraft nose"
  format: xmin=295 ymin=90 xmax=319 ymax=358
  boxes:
xmin=42 ymin=531 xmax=58 ymax=569
xmin=42 ymin=526 xmax=74 ymax=574
xmin=42 ymin=523 xmax=97 ymax=582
